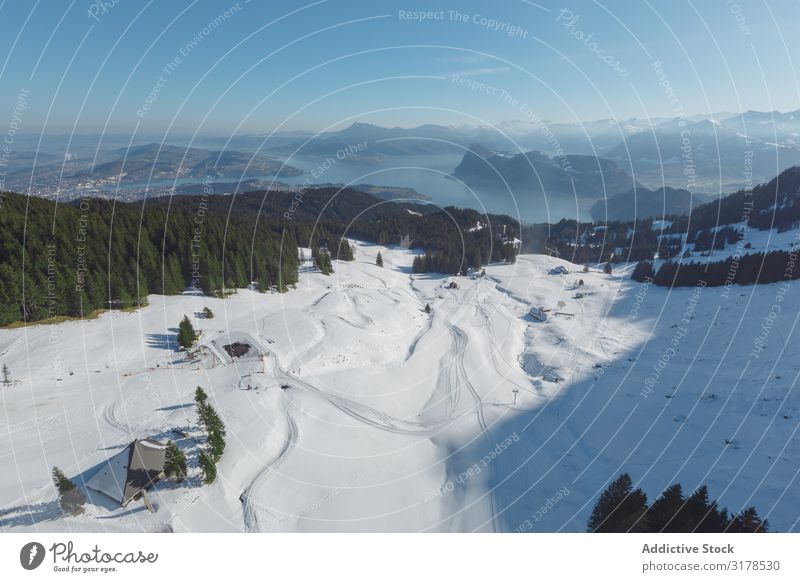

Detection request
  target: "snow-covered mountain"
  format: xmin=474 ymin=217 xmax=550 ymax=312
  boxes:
xmin=1 ymin=241 xmax=797 ymax=532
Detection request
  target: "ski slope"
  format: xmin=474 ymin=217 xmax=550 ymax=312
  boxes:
xmin=0 ymin=241 xmax=798 ymax=532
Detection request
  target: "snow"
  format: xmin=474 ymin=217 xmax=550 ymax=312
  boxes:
xmin=666 ymin=225 xmax=800 ymax=267
xmin=1 ymin=241 xmax=799 ymax=532
xmin=651 ymin=220 xmax=672 ymax=231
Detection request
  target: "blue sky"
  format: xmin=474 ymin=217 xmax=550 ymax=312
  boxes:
xmin=1 ymin=0 xmax=798 ymax=134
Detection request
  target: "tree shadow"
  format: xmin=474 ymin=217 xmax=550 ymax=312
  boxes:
xmin=0 ymin=500 xmax=62 ymax=528
xmin=146 ymin=329 xmax=179 ymax=351
xmin=442 ymin=280 xmax=800 ymax=532
xmin=157 ymin=403 xmax=193 ymax=412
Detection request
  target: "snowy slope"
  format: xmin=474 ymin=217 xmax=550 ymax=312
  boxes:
xmin=0 ymin=241 xmax=798 ymax=532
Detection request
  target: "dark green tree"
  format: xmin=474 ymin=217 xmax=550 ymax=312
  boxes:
xmin=195 ymin=386 xmax=226 ymax=462
xmin=164 ymin=441 xmax=188 ymax=483
xmin=335 ymin=238 xmax=354 ymax=261
xmin=683 ymin=485 xmax=728 ymax=532
xmin=425 ymin=303 xmax=431 ymax=314
xmin=52 ymin=466 xmax=85 ymax=515
xmin=199 ymin=450 xmax=217 ymax=484
xmin=376 ymin=252 xmax=384 ymax=267
xmin=646 ymin=483 xmax=686 ymax=532
xmin=208 ymin=426 xmax=226 ymax=462
xmin=178 ymin=315 xmax=197 ymax=349
xmin=202 ymin=306 xmax=214 ymax=319
xmin=631 ymin=260 xmax=654 ymax=282
xmin=587 ymin=473 xmax=648 ymax=532
xmin=727 ymin=507 xmax=768 ymax=533
xmin=312 ymin=247 xmax=333 ymax=275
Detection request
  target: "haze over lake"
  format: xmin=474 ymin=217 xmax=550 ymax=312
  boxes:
xmin=278 ymin=153 xmax=591 ymax=223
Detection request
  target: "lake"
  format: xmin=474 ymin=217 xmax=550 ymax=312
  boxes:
xmin=279 ymin=153 xmax=592 ymax=224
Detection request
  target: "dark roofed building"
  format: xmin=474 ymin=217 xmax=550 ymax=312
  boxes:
xmin=86 ymin=438 xmax=167 ymax=506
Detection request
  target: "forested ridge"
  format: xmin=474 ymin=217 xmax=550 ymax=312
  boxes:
xmin=0 ymin=190 xmax=299 ymax=325
xmin=0 ymin=187 xmax=519 ymax=325
xmin=520 ymin=165 xmax=800 ymax=288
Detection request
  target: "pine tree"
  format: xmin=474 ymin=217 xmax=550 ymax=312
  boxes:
xmin=1 ymin=363 xmax=9 ymax=385
xmin=205 ymin=404 xmax=226 ymax=461
xmin=646 ymin=483 xmax=686 ymax=532
xmin=199 ymin=450 xmax=217 ymax=484
xmin=195 ymin=387 xmax=210 ymax=428
xmin=587 ymin=473 xmax=648 ymax=532
xmin=52 ymin=466 xmax=85 ymax=515
xmin=631 ymin=260 xmax=654 ymax=282
xmin=603 ymin=262 xmax=613 ymax=274
xmin=425 ymin=303 xmax=431 ymax=314
xmin=202 ymin=306 xmax=214 ymax=319
xmin=727 ymin=507 xmax=768 ymax=533
xmin=178 ymin=315 xmax=197 ymax=349
xmin=376 ymin=252 xmax=384 ymax=268
xmin=683 ymin=485 xmax=728 ymax=532
xmin=336 ymin=239 xmax=354 ymax=261
xmin=195 ymin=386 xmax=208 ymax=405
xmin=164 ymin=441 xmax=188 ymax=483
xmin=194 ymin=386 xmax=226 ymax=462
xmin=208 ymin=427 xmax=226 ymax=462
xmin=313 ymin=247 xmax=333 ymax=275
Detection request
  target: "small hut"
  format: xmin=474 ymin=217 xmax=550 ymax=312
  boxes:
xmin=528 ymin=307 xmax=548 ymax=322
xmin=86 ymin=439 xmax=166 ymax=506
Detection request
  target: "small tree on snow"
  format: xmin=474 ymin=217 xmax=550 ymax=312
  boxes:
xmin=1 ymin=363 xmax=9 ymax=385
xmin=425 ymin=303 xmax=432 ymax=314
xmin=376 ymin=252 xmax=384 ymax=268
xmin=164 ymin=441 xmax=188 ymax=483
xmin=202 ymin=307 xmax=214 ymax=319
xmin=603 ymin=262 xmax=613 ymax=275
xmin=178 ymin=315 xmax=197 ymax=349
xmin=52 ymin=466 xmax=85 ymax=515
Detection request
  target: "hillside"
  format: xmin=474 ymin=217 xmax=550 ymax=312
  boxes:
xmin=0 ymin=188 xmax=519 ymax=326
xmin=451 ymin=145 xmax=639 ymax=200
xmin=589 ymin=186 xmax=711 ymax=221
xmin=1 ymin=244 xmax=797 ymax=532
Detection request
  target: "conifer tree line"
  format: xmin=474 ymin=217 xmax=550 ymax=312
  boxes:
xmin=666 ymin=165 xmax=800 ymax=236
xmin=521 ymin=166 xmax=800 ymax=272
xmin=588 ymin=474 xmax=768 ymax=533
xmin=195 ymin=386 xmax=226 ymax=484
xmin=632 ymin=250 xmax=800 ymax=287
xmin=0 ymin=190 xmax=298 ymax=325
xmin=0 ymin=187 xmax=520 ymax=325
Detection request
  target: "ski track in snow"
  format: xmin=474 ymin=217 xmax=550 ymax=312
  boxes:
xmin=242 ymin=395 xmax=299 ymax=532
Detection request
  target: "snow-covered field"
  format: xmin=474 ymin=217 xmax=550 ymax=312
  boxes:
xmin=1 ymin=241 xmax=798 ymax=532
